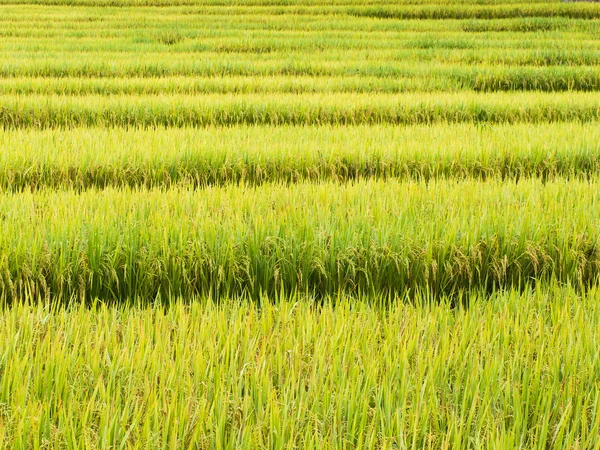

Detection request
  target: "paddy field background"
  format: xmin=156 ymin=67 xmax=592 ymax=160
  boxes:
xmin=0 ymin=0 xmax=600 ymax=447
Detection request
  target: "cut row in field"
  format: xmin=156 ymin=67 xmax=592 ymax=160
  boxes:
xmin=1 ymin=285 xmax=599 ymax=448
xmin=1 ymin=178 xmax=598 ymax=301
xmin=2 ymin=123 xmax=600 ymax=190
xmin=2 ymin=92 xmax=600 ymax=128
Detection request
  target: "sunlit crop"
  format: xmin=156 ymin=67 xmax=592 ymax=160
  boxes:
xmin=1 ymin=0 xmax=599 ymax=447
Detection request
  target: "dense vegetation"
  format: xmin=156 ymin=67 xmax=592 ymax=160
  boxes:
xmin=2 ymin=287 xmax=600 ymax=448
xmin=1 ymin=0 xmax=599 ymax=447
xmin=1 ymin=123 xmax=599 ymax=190
xmin=1 ymin=178 xmax=599 ymax=301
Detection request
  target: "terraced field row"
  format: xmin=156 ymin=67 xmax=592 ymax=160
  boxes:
xmin=0 ymin=178 xmax=598 ymax=301
xmin=2 ymin=286 xmax=599 ymax=448
xmin=3 ymin=2 xmax=600 ymax=17
xmin=5 ymin=69 xmax=600 ymax=92
xmin=0 ymin=123 xmax=599 ymax=189
xmin=3 ymin=92 xmax=600 ymax=128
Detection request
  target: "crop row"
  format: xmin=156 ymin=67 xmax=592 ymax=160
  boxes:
xmin=8 ymin=37 xmax=599 ymax=54
xmin=6 ymin=50 xmax=599 ymax=82
xmin=0 ymin=75 xmax=455 ymax=95
xmin=346 ymin=3 xmax=600 ymax=20
xmin=1 ymin=92 xmax=599 ymax=128
xmin=0 ymin=178 xmax=598 ymax=301
xmin=4 ymin=28 xmax=597 ymax=50
xmin=5 ymin=68 xmax=600 ymax=95
xmin=3 ymin=13 xmax=596 ymax=35
xmin=1 ymin=286 xmax=599 ymax=448
xmin=0 ymin=0 xmax=563 ymax=7
xmin=1 ymin=123 xmax=599 ymax=190
xmin=1 ymin=1 xmax=599 ymax=19
xmin=5 ymin=55 xmax=600 ymax=81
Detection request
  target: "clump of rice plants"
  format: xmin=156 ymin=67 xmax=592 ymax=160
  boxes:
xmin=154 ymin=30 xmax=186 ymax=45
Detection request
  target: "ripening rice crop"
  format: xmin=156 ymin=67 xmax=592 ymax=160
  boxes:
xmin=1 ymin=122 xmax=599 ymax=190
xmin=2 ymin=0 xmax=600 ymax=447
xmin=5 ymin=0 xmax=598 ymax=298
xmin=0 ymin=178 xmax=598 ymax=302
xmin=5 ymin=67 xmax=600 ymax=95
xmin=0 ymin=0 xmax=599 ymax=303
xmin=2 ymin=92 xmax=600 ymax=128
xmin=1 ymin=286 xmax=600 ymax=448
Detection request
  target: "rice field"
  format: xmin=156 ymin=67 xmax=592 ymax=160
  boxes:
xmin=2 ymin=287 xmax=600 ymax=449
xmin=1 ymin=0 xmax=600 ymax=447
